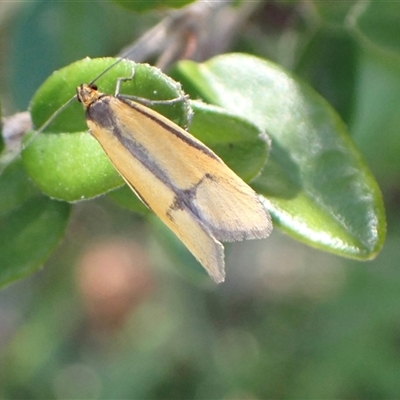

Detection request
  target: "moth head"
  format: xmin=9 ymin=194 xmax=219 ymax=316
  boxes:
xmin=76 ymin=84 xmax=100 ymax=108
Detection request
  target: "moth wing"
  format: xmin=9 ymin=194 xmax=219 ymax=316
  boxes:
xmin=83 ymin=91 xmax=269 ymax=283
xmin=122 ymin=182 xmax=226 ymax=283
xmin=164 ymin=205 xmax=226 ymax=283
xmin=108 ymin=166 xmax=227 ymax=283
xmin=192 ymin=171 xmax=272 ymax=242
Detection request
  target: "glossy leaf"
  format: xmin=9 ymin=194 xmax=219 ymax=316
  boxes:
xmin=175 ymin=53 xmax=386 ymax=259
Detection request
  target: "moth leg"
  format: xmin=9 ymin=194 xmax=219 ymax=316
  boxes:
xmin=115 ymin=67 xmax=189 ymax=106
xmin=114 ymin=67 xmax=136 ymax=97
xmin=120 ymin=94 xmax=189 ymax=106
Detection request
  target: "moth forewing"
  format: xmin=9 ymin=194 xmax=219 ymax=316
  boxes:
xmin=192 ymin=173 xmax=272 ymax=242
xmin=77 ymin=83 xmax=272 ymax=283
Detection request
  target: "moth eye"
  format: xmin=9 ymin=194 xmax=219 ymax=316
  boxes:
xmin=90 ymin=83 xmax=98 ymax=90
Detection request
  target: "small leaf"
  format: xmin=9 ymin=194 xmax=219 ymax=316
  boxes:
xmin=0 ymin=159 xmax=71 ymax=288
xmin=22 ymin=132 xmax=123 ymax=202
xmin=175 ymin=53 xmax=386 ymax=259
xmin=30 ymin=58 xmax=190 ymax=133
xmin=0 ymin=194 xmax=71 ymax=289
xmin=0 ymin=158 xmax=40 ymax=216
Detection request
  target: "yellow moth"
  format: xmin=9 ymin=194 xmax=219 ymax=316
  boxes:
xmin=75 ymin=79 xmax=272 ymax=283
xmin=29 ymin=59 xmax=272 ymax=283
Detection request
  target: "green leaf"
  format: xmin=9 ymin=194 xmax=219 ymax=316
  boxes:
xmin=0 ymin=197 xmax=70 ymax=289
xmin=29 ymin=58 xmax=190 ymax=133
xmin=22 ymin=132 xmax=123 ymax=201
xmin=23 ymin=57 xmax=190 ymax=202
xmin=0 ymin=158 xmax=40 ymax=217
xmin=110 ymin=0 xmax=195 ymax=13
xmin=175 ymin=53 xmax=386 ymax=259
xmin=0 ymin=159 xmax=71 ymax=288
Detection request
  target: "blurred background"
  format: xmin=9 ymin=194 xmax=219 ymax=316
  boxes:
xmin=1 ymin=1 xmax=400 ymax=398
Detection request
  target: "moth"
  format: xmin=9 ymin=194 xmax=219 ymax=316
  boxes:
xmin=32 ymin=59 xmax=273 ymax=283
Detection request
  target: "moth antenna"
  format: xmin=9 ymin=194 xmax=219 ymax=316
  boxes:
xmin=39 ymin=57 xmax=129 ymax=136
xmin=0 ymin=92 xmax=79 ymax=176
xmin=89 ymin=57 xmax=126 ymax=86
xmin=19 ymin=94 xmax=77 ymax=156
xmin=31 ymin=57 xmax=137 ymax=151
xmin=0 ymin=57 xmax=135 ymax=179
